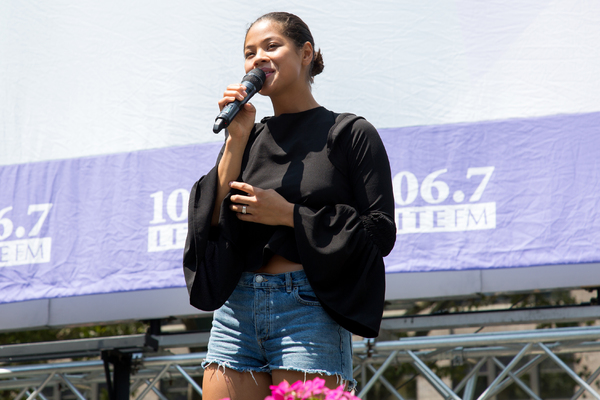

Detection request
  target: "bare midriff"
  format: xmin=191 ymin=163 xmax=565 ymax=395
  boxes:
xmin=254 ymin=254 xmax=303 ymax=274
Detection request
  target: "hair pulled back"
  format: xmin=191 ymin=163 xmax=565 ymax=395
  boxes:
xmin=247 ymin=12 xmax=324 ymax=84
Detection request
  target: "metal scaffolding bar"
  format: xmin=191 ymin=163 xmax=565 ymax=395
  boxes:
xmin=462 ymin=374 xmax=477 ymax=400
xmin=453 ymin=357 xmax=487 ymax=395
xmin=25 ymin=372 xmax=55 ymax=400
xmin=407 ymin=350 xmax=461 ymax=400
xmin=491 ymin=357 xmax=541 ymax=400
xmin=381 ymin=304 xmax=600 ymax=332
xmin=365 ymin=364 xmax=406 ymax=400
xmin=357 ymin=350 xmax=399 ymax=398
xmin=175 ymin=364 xmax=203 ymax=397
xmin=539 ymin=342 xmax=600 ymax=400
xmin=147 ymin=380 xmax=169 ymax=400
xmin=24 ymin=389 xmax=49 ymax=400
xmin=486 ymin=353 xmax=547 ymax=396
xmin=133 ymin=364 xmax=171 ymax=400
xmin=571 ymin=364 xmax=600 ymax=400
xmin=13 ymin=387 xmax=29 ymax=400
xmin=476 ymin=343 xmax=532 ymax=400
xmin=2 ymin=325 xmax=600 ymax=399
xmin=58 ymin=374 xmax=87 ymax=400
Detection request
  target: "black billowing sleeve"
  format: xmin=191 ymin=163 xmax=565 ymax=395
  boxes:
xmin=182 ymin=142 xmax=246 ymax=311
xmin=293 ymin=117 xmax=396 ymax=338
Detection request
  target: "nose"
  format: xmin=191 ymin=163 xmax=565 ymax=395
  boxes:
xmin=254 ymin=48 xmax=269 ymax=67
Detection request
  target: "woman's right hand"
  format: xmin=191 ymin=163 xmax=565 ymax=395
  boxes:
xmin=217 ymin=83 xmax=256 ymax=141
xmin=211 ymin=83 xmax=257 ymax=226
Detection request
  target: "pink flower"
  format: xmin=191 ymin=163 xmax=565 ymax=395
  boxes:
xmin=292 ymin=377 xmax=327 ymax=399
xmin=220 ymin=377 xmax=360 ymax=400
xmin=262 ymin=377 xmax=359 ymax=400
xmin=268 ymin=380 xmax=297 ymax=400
xmin=324 ymin=386 xmax=351 ymax=400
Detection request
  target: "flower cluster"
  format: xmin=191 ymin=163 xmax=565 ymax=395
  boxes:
xmin=265 ymin=377 xmax=359 ymax=400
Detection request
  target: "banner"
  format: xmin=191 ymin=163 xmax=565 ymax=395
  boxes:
xmin=2 ymin=112 xmax=599 ymax=304
xmin=383 ymin=112 xmax=600 ymax=272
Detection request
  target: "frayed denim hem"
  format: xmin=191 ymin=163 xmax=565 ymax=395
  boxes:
xmin=276 ymin=366 xmax=357 ymax=392
xmin=202 ymin=360 xmax=270 ymax=385
xmin=202 ymin=360 xmax=356 ymax=392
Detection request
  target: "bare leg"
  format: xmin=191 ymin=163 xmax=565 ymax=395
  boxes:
xmin=202 ymin=364 xmax=273 ymax=400
xmin=272 ymin=370 xmax=345 ymax=390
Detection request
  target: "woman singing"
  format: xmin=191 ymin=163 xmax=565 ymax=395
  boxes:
xmin=183 ymin=11 xmax=396 ymax=400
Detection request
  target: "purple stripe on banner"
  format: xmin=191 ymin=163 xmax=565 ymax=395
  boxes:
xmin=1 ymin=112 xmax=599 ymax=304
xmin=0 ymin=142 xmax=222 ymax=304
xmin=380 ymin=111 xmax=600 ymax=273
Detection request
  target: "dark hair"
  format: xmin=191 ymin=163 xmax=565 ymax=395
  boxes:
xmin=247 ymin=12 xmax=324 ymax=84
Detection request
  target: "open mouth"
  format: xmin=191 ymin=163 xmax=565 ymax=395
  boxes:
xmin=260 ymin=68 xmax=275 ymax=79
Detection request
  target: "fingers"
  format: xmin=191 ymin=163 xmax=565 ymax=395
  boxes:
xmin=229 ymin=182 xmax=257 ymax=219
xmin=217 ymin=84 xmax=247 ymax=111
xmin=232 ymin=203 xmax=250 ymax=216
xmin=229 ymin=181 xmax=255 ymax=196
xmin=242 ymin=102 xmax=256 ymax=113
xmin=229 ymin=182 xmax=255 ymax=216
xmin=227 ymin=183 xmax=293 ymax=227
xmin=216 ymin=84 xmax=256 ymax=136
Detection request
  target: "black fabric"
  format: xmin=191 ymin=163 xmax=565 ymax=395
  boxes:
xmin=183 ymin=106 xmax=396 ymax=337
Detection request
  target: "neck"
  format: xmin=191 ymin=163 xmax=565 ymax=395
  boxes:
xmin=270 ymin=85 xmax=320 ymax=116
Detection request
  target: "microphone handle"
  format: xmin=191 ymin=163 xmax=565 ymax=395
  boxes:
xmin=213 ymin=81 xmax=260 ymax=133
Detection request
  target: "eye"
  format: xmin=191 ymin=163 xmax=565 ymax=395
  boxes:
xmin=267 ymin=43 xmax=279 ymax=50
xmin=244 ymin=52 xmax=255 ymax=59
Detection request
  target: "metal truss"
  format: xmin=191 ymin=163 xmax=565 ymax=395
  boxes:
xmin=354 ymin=325 xmax=600 ymax=400
xmin=0 ymin=352 xmax=206 ymax=400
xmin=2 ymin=325 xmax=600 ymax=399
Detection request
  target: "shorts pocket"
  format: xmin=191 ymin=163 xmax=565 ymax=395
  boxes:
xmin=292 ymin=286 xmax=321 ymax=306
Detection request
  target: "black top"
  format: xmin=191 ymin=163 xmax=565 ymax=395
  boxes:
xmin=183 ymin=107 xmax=396 ymax=338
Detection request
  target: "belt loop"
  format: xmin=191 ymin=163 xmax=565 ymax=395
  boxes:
xmin=285 ymin=272 xmax=292 ymax=293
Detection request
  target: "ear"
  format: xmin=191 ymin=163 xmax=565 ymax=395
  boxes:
xmin=301 ymin=41 xmax=314 ymax=66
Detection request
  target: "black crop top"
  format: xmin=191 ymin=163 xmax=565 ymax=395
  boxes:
xmin=183 ymin=107 xmax=396 ymax=337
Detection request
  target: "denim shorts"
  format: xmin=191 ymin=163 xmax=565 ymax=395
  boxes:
xmin=203 ymin=270 xmax=355 ymax=388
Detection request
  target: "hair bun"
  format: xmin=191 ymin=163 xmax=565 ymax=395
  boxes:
xmin=311 ymin=49 xmax=324 ymax=78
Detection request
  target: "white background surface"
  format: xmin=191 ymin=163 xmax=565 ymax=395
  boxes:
xmin=2 ymin=0 xmax=600 ymax=166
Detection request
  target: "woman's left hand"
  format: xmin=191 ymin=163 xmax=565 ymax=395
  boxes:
xmin=229 ymin=181 xmax=294 ymax=227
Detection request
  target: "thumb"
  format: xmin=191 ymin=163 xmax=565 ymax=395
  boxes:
xmin=244 ymin=102 xmax=256 ymax=113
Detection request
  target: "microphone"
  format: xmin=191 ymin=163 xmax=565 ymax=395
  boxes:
xmin=213 ymin=68 xmax=266 ymax=133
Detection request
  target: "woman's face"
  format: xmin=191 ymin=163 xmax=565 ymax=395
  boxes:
xmin=244 ymin=19 xmax=311 ymax=98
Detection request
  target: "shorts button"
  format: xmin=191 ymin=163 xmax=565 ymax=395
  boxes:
xmin=255 ymin=275 xmax=264 ymax=283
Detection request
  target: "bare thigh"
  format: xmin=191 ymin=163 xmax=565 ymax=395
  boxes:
xmin=202 ymin=365 xmax=272 ymax=400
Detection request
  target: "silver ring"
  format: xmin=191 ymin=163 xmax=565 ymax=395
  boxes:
xmin=242 ymin=206 xmax=247 ymax=214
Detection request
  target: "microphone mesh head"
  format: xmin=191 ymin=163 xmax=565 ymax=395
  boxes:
xmin=243 ymin=68 xmax=266 ymax=90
